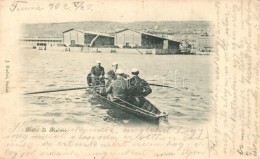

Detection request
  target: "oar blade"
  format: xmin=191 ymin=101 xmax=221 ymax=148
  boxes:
xmin=24 ymin=87 xmax=87 ymax=95
xmin=149 ymin=83 xmax=174 ymax=88
xmin=24 ymin=85 xmax=106 ymax=95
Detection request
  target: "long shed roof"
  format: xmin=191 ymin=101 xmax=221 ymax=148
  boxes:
xmin=115 ymin=28 xmax=180 ymax=43
xmin=63 ymin=28 xmax=114 ymax=38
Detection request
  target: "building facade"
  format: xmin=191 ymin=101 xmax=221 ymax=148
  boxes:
xmin=63 ymin=28 xmax=114 ymax=47
xmin=19 ymin=37 xmax=63 ymax=48
xmin=114 ymin=28 xmax=180 ymax=50
xmin=197 ymin=32 xmax=214 ymax=52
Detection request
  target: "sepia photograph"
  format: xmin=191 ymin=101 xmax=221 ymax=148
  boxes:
xmin=21 ymin=20 xmax=213 ymax=127
xmin=0 ymin=0 xmax=259 ymax=158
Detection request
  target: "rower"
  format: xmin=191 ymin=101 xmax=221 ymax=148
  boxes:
xmin=106 ymin=69 xmax=128 ymax=101
xmin=127 ymin=68 xmax=152 ymax=105
xmin=90 ymin=60 xmax=105 ymax=86
xmin=106 ymin=62 xmax=118 ymax=88
xmin=106 ymin=62 xmax=118 ymax=84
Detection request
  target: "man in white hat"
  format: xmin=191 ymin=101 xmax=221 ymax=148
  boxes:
xmin=89 ymin=60 xmax=105 ymax=86
xmin=107 ymin=62 xmax=118 ymax=80
xmin=106 ymin=69 xmax=128 ymax=101
xmin=105 ymin=62 xmax=118 ymax=87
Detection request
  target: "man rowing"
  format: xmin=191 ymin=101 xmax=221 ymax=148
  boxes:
xmin=106 ymin=69 xmax=128 ymax=101
xmin=127 ymin=68 xmax=152 ymax=106
xmin=87 ymin=60 xmax=105 ymax=86
xmin=107 ymin=62 xmax=118 ymax=80
xmin=106 ymin=62 xmax=118 ymax=87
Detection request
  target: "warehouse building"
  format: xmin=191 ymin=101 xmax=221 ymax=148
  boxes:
xmin=63 ymin=28 xmax=114 ymax=47
xmin=114 ymin=28 xmax=180 ymax=50
xmin=19 ymin=37 xmax=63 ymax=49
xmin=197 ymin=32 xmax=214 ymax=52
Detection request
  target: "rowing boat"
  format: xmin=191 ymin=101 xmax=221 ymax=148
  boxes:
xmin=87 ymin=87 xmax=168 ymax=125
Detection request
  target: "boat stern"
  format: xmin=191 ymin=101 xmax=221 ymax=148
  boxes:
xmin=158 ymin=112 xmax=168 ymax=123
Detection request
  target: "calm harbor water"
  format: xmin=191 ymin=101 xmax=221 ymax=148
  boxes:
xmin=21 ymin=49 xmax=212 ymax=127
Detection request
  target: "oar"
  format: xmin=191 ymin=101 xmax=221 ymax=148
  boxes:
xmin=149 ymin=83 xmax=174 ymax=88
xmin=24 ymin=85 xmax=105 ymax=95
xmin=24 ymin=83 xmax=173 ymax=95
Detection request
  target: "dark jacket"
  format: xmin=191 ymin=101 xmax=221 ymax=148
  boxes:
xmin=127 ymin=75 xmax=152 ymax=97
xmin=127 ymin=75 xmax=142 ymax=96
xmin=106 ymin=76 xmax=128 ymax=100
xmin=91 ymin=66 xmax=104 ymax=77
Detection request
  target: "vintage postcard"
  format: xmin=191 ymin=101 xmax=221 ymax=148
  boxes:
xmin=0 ymin=0 xmax=259 ymax=158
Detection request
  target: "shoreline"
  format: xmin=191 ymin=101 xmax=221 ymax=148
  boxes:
xmin=20 ymin=47 xmax=212 ymax=56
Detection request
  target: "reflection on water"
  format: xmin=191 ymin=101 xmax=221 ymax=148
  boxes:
xmin=21 ymin=50 xmax=212 ymax=127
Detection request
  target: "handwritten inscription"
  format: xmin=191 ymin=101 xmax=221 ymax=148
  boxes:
xmin=213 ymin=0 xmax=259 ymax=157
xmin=10 ymin=1 xmax=93 ymax=12
xmin=10 ymin=1 xmax=43 ymax=11
xmin=1 ymin=123 xmax=209 ymax=159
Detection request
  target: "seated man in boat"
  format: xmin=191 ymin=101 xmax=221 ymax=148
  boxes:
xmin=127 ymin=68 xmax=152 ymax=106
xmin=123 ymin=72 xmax=130 ymax=79
xmin=106 ymin=69 xmax=128 ymax=101
xmin=106 ymin=62 xmax=118 ymax=86
xmin=88 ymin=60 xmax=105 ymax=86
xmin=106 ymin=62 xmax=130 ymax=86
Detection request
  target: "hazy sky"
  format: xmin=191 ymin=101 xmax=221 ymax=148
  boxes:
xmin=4 ymin=0 xmax=216 ymax=24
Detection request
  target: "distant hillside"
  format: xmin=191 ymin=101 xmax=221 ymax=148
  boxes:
xmin=21 ymin=21 xmax=212 ymax=37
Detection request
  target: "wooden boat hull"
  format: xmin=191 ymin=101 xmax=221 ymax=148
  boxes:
xmin=89 ymin=89 xmax=168 ymax=125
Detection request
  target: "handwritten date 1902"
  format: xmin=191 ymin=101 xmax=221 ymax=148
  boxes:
xmin=10 ymin=1 xmax=93 ymax=12
xmin=49 ymin=2 xmax=89 ymax=11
